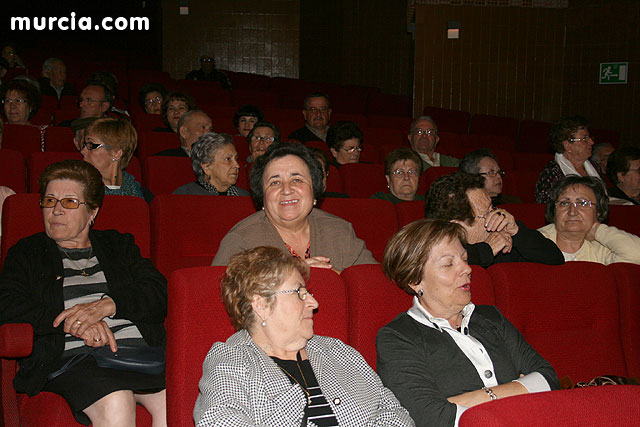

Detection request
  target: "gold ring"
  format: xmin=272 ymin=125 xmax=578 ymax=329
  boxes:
xmin=94 ymin=337 xmax=101 ymax=342
xmin=76 ymin=320 xmax=83 ymax=325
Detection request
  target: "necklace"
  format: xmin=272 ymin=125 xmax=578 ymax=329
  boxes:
xmin=277 ymin=352 xmax=311 ymax=405
xmin=60 ymin=246 xmax=93 ymax=276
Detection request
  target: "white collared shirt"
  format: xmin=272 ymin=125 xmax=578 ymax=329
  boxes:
xmin=417 ymin=151 xmax=440 ymax=167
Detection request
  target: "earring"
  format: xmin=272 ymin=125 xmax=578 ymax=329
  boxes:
xmin=313 ymin=199 xmax=317 ymax=206
xmin=261 ymin=320 xmax=266 ymax=327
xmin=111 ymin=158 xmax=116 ymax=162
xmin=417 ymin=289 xmax=424 ymax=297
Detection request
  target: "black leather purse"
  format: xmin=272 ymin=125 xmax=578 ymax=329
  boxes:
xmin=93 ymin=344 xmax=165 ymax=375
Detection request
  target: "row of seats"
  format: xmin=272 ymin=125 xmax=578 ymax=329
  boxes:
xmin=3 ymin=260 xmax=639 ymax=426
xmin=3 ymin=193 xmax=640 ymax=278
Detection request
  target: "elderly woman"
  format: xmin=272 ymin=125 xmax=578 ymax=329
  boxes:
xmin=137 ymin=83 xmax=167 ymax=115
xmin=606 ymin=146 xmax=640 ymax=205
xmin=1 ymin=79 xmax=40 ymax=125
xmin=81 ymin=118 xmax=151 ymax=202
xmin=212 ymin=142 xmax=376 ymax=272
xmin=538 ymin=175 xmax=640 ymax=264
xmin=195 ymin=246 xmax=413 ymax=426
xmin=233 ymin=104 xmax=264 ymax=137
xmin=326 ymin=121 xmax=363 ymax=168
xmin=0 ymin=160 xmax=167 ymax=426
xmin=377 ymin=219 xmax=559 ymax=427
xmin=155 ymin=91 xmax=196 ymax=133
xmin=372 ymin=148 xmax=425 ymax=204
xmin=246 ymin=120 xmax=280 ymax=163
xmin=535 ymin=116 xmax=604 ymax=203
xmin=173 ymin=132 xmax=250 ymax=196
xmin=459 ymin=148 xmax=522 ymax=205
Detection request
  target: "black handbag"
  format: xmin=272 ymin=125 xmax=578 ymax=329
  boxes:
xmin=93 ymin=344 xmax=165 ymax=376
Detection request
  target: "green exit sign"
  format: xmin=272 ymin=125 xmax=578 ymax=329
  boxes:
xmin=600 ymin=62 xmax=628 ymax=84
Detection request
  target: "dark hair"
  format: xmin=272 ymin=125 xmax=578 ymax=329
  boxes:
xmin=161 ymin=91 xmax=196 ymax=127
xmin=250 ymin=142 xmax=324 ymax=208
xmin=233 ymin=105 xmax=264 ymax=128
xmin=39 ymin=159 xmax=104 ymax=211
xmin=326 ymin=121 xmax=362 ymax=151
xmin=459 ymin=148 xmax=497 ymax=175
xmin=425 ymin=172 xmax=485 ymax=225
xmin=303 ymin=92 xmax=330 ymax=109
xmin=384 ymin=148 xmax=422 ymax=176
xmin=383 ymin=219 xmax=467 ymax=296
xmin=82 ymin=83 xmax=114 ymax=112
xmin=306 ymin=146 xmax=330 ymax=175
xmin=549 ymin=116 xmax=589 ymax=154
xmin=137 ymin=83 xmax=168 ymax=110
xmin=0 ymin=79 xmax=41 ymax=118
xmin=606 ymin=147 xmax=640 ymax=186
xmin=545 ymin=175 xmax=609 ymax=223
xmin=246 ymin=121 xmax=281 ymax=146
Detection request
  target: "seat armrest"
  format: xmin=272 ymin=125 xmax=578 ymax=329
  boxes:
xmin=0 ymin=324 xmax=33 ymax=358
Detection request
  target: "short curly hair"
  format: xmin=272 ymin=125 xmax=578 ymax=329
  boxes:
xmin=606 ymin=146 xmax=640 ymax=186
xmin=161 ymin=91 xmax=196 ymax=128
xmin=384 ymin=147 xmax=422 ymax=176
xmin=383 ymin=219 xmax=467 ymax=296
xmin=549 ymin=116 xmax=589 ymax=154
xmin=249 ymin=142 xmax=325 ymax=208
xmin=39 ymin=159 xmax=104 ymax=211
xmin=326 ymin=121 xmax=362 ymax=151
xmin=0 ymin=79 xmax=41 ymax=119
xmin=221 ymin=246 xmax=310 ymax=331
xmin=137 ymin=83 xmax=167 ymax=111
xmin=545 ymin=175 xmax=609 ymax=224
xmin=425 ymin=172 xmax=485 ymax=225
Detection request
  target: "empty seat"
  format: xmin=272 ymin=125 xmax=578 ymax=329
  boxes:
xmin=608 ymin=205 xmax=640 ymax=237
xmin=136 ymin=131 xmax=181 ymax=162
xmin=423 ymin=106 xmax=470 ymax=134
xmin=469 ymin=114 xmax=520 ymax=141
xmin=132 ymin=113 xmax=165 ymax=134
xmin=44 ymin=126 xmax=76 ymax=152
xmin=0 ymin=149 xmax=26 ymax=193
xmin=338 ymin=163 xmax=387 ymax=198
xmin=142 ymin=156 xmax=193 ymax=196
xmin=2 ymin=124 xmax=42 ymax=158
xmin=367 ymin=115 xmax=413 ymax=133
xmin=395 ymin=200 xmax=425 ymax=228
xmin=330 ymin=113 xmax=368 ymax=130
xmin=361 ymin=127 xmax=405 ymax=147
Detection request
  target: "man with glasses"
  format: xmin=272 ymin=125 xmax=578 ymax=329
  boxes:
xmin=407 ymin=116 xmax=459 ymax=170
xmin=58 ymin=84 xmax=112 ymax=128
xmin=154 ymin=110 xmax=213 ymax=157
xmin=288 ymin=92 xmax=333 ymax=143
xmin=459 ymin=148 xmax=522 ymax=206
xmin=426 ymin=171 xmax=563 ymax=267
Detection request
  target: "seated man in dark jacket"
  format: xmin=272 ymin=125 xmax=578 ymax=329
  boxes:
xmin=38 ymin=58 xmax=77 ymax=99
xmin=425 ymin=171 xmax=564 ymax=267
xmin=288 ymin=92 xmax=332 ymax=143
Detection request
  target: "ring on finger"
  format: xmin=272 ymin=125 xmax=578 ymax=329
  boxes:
xmin=94 ymin=337 xmax=101 ymax=342
xmin=76 ymin=320 xmax=83 ymax=326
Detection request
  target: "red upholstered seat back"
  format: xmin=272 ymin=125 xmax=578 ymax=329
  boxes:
xmin=44 ymin=127 xmax=76 ymax=152
xmin=395 ymin=200 xmax=425 ymax=228
xmin=489 ymin=262 xmax=628 ymax=381
xmin=137 ymin=131 xmax=180 ymax=162
xmin=339 ymin=163 xmax=387 ymax=198
xmin=609 ymin=262 xmax=640 ymax=377
xmin=516 ymin=119 xmax=552 ymax=153
xmin=459 ymin=386 xmax=640 ymax=426
xmin=318 ymin=199 xmax=398 ymax=262
xmin=470 ymin=114 xmax=519 ymax=141
xmin=166 ymin=265 xmax=348 ymax=427
xmin=142 ymin=156 xmax=194 ymax=195
xmin=498 ymin=203 xmax=547 ymax=230
xmin=422 ymin=107 xmax=470 ymax=134
xmin=2 ymin=124 xmax=41 ymax=158
xmin=0 ymin=149 xmax=26 ymax=193
xmin=608 ymin=205 xmax=640 ymax=237
xmin=150 ymin=195 xmax=256 ymax=276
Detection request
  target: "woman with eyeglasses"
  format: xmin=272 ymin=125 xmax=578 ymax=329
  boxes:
xmin=195 ymin=246 xmax=413 ymax=426
xmin=246 ymin=120 xmax=280 ymax=163
xmin=1 ymin=79 xmax=40 ymax=125
xmin=459 ymin=148 xmax=522 ymax=206
xmin=81 ymin=118 xmax=153 ymax=202
xmin=538 ymin=175 xmax=640 ymax=264
xmin=137 ymin=83 xmax=167 ymax=115
xmin=535 ymin=116 xmax=604 ymax=204
xmin=0 ymin=160 xmax=167 ymax=426
xmin=372 ymin=148 xmax=425 ymax=204
xmin=326 ymin=121 xmax=363 ymax=168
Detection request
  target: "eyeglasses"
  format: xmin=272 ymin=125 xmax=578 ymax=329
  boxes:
xmin=145 ymin=97 xmax=162 ymax=105
xmin=306 ymin=107 xmax=329 ymax=114
xmin=40 ymin=196 xmax=88 ymax=210
xmin=81 ymin=141 xmax=106 ymax=151
xmin=252 ymin=135 xmax=275 ymax=143
xmin=341 ymin=145 xmax=363 ymax=154
xmin=569 ymin=135 xmax=594 ymax=143
xmin=273 ymin=286 xmax=313 ymax=301
xmin=556 ymin=199 xmax=597 ymax=210
xmin=78 ymin=97 xmax=106 ymax=104
xmin=479 ymin=170 xmax=506 ymax=178
xmin=391 ymin=169 xmax=419 ymax=177
xmin=475 ymin=205 xmax=496 ymax=220
xmin=2 ymin=98 xmax=28 ymax=105
xmin=412 ymin=128 xmax=438 ymax=137
xmin=201 ymin=58 xmax=213 ymax=63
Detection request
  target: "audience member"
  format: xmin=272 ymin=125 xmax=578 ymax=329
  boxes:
xmin=71 ymin=117 xmax=98 ymax=151
xmin=38 ymin=58 xmax=76 ymax=99
xmin=378 ymin=219 xmax=559 ymax=427
xmin=288 ymin=92 xmax=332 ymax=143
xmin=591 ymin=142 xmax=615 ymax=173
xmin=0 ymin=58 xmax=9 ymax=84
xmin=1 ymin=44 xmax=26 ymax=69
xmin=137 ymin=83 xmax=167 ymax=115
xmin=173 ymin=132 xmax=249 ymax=196
xmin=246 ymin=120 xmax=279 ymax=163
xmin=426 ymin=172 xmax=563 ymax=267
xmin=407 ymin=116 xmax=459 ymax=170
xmin=372 ymin=148 xmax=424 ymax=204
xmin=185 ymin=55 xmax=231 ymax=89
xmin=538 ymin=175 xmax=640 ymax=264
xmin=77 ymin=84 xmax=112 ymax=120
xmin=155 ymin=91 xmax=195 ymax=133
xmin=195 ymin=246 xmax=413 ymax=425
xmin=606 ymin=147 xmax=640 ymax=205
xmin=86 ymin=71 xmax=129 ymax=120
xmin=1 ymin=79 xmax=40 ymax=125
xmin=81 ymin=118 xmax=152 ymax=202
xmin=535 ymin=116 xmax=603 ymax=203
xmin=212 ymin=142 xmax=376 ymax=272
xmin=233 ymin=104 xmax=263 ymax=137
xmin=326 ymin=121 xmax=363 ymax=168
xmin=154 ymin=110 xmax=212 ymax=157
xmin=459 ymin=148 xmax=522 ymax=205
xmin=306 ymin=146 xmax=349 ymax=198
xmin=0 ymin=160 xmax=167 ymax=426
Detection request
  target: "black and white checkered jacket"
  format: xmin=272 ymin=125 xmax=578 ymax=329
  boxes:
xmin=193 ymin=329 xmax=415 ymax=426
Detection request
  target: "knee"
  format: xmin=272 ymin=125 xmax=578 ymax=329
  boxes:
xmin=87 ymin=390 xmax=136 ymax=426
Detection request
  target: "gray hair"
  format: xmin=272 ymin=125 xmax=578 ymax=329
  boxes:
xmin=409 ymin=115 xmax=438 ymax=133
xmin=459 ymin=148 xmax=498 ymax=174
xmin=190 ymin=132 xmax=234 ymax=180
xmin=177 ymin=109 xmax=207 ymax=145
xmin=42 ymin=57 xmax=63 ymax=73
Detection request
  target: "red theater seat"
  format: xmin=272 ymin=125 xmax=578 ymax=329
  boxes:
xmin=609 ymin=262 xmax=640 ymax=377
xmin=142 ymin=156 xmax=194 ymax=195
xmin=2 ymin=124 xmax=42 ymax=158
xmin=421 ymin=167 xmax=457 ymax=195
xmin=608 ymin=205 xmax=640 ymax=237
xmin=469 ymin=114 xmax=519 ymax=141
xmin=497 ymin=203 xmax=547 ymax=230
xmin=0 ymin=149 xmax=26 ymax=193
xmin=44 ymin=126 xmax=76 ymax=152
xmin=423 ymin=106 xmax=470 ymax=134
xmin=338 ymin=163 xmax=387 ymax=198
xmin=395 ymin=200 xmax=425 ymax=228
xmin=516 ymin=119 xmax=552 ymax=153
xmin=137 ymin=131 xmax=180 ymax=162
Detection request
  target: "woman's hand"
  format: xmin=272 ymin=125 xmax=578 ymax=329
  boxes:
xmin=585 ymin=221 xmax=601 ymax=241
xmin=484 ymin=209 xmax=519 ymax=236
xmin=80 ymin=320 xmax=118 ymax=352
xmin=486 ymin=231 xmax=513 ymax=255
xmin=305 ymin=256 xmax=333 ymax=270
xmin=53 ymin=297 xmax=116 ymax=338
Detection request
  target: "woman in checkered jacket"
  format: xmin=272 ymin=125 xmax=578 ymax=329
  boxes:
xmin=193 ymin=246 xmax=414 ymax=427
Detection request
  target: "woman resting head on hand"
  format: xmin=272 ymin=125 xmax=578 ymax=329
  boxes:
xmin=194 ymin=246 xmax=413 ymax=426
